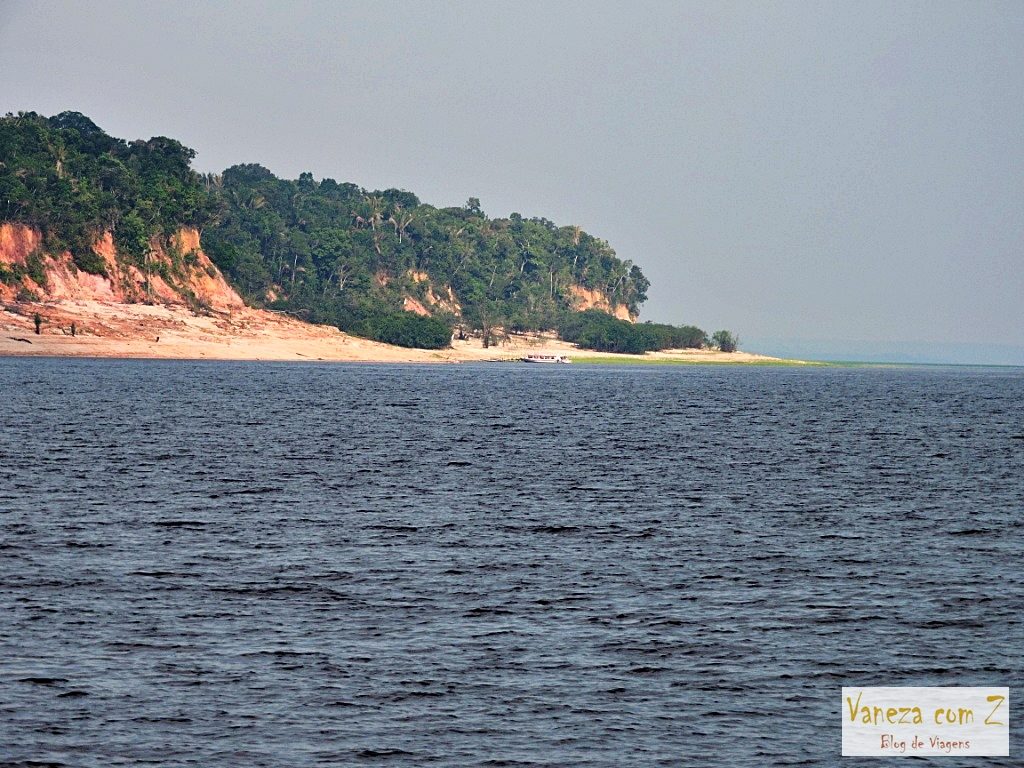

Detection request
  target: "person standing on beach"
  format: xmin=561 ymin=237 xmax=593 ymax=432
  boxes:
xmin=33 ymin=313 xmax=42 ymax=335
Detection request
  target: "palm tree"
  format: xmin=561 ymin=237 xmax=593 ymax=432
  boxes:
xmin=364 ymin=195 xmax=385 ymax=230
xmin=52 ymin=142 xmax=67 ymax=180
xmin=230 ymin=188 xmax=266 ymax=211
xmin=387 ymin=206 xmax=416 ymax=243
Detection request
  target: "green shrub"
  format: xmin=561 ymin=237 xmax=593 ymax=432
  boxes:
xmin=558 ymin=310 xmax=708 ymax=354
xmin=25 ymin=251 xmax=48 ymax=287
xmin=634 ymin=322 xmax=707 ymax=350
xmin=72 ymin=248 xmax=107 ymax=276
xmin=356 ymin=312 xmax=451 ymax=349
xmin=114 ymin=211 xmax=150 ymax=264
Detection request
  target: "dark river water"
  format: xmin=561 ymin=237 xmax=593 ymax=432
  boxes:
xmin=1 ymin=359 xmax=1021 ymax=767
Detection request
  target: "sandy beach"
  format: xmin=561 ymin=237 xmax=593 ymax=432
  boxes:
xmin=0 ymin=299 xmax=795 ymax=365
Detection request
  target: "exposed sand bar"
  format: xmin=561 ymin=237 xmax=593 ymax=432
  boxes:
xmin=0 ymin=300 xmax=802 ymax=365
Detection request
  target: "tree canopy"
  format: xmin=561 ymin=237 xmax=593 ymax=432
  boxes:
xmin=0 ymin=111 xmax=211 ymax=274
xmin=202 ymin=162 xmax=650 ymax=342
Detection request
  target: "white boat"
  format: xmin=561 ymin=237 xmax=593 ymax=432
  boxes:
xmin=521 ymin=354 xmax=571 ymax=363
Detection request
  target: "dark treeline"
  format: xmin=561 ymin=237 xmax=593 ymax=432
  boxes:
xmin=1 ymin=112 xmax=734 ymax=351
xmin=559 ymin=310 xmax=708 ymax=354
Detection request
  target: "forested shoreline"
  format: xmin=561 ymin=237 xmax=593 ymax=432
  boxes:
xmin=1 ymin=111 xmax=736 ymax=352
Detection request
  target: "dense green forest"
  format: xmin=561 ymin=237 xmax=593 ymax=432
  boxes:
xmin=201 ymin=162 xmax=651 ymax=345
xmin=0 ymin=111 xmax=213 ymax=275
xmin=1 ymin=111 xmax=735 ymax=351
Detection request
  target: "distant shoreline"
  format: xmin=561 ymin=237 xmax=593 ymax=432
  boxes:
xmin=1 ymin=300 xmax=802 ymax=366
xmin=8 ymin=301 xmax=1014 ymax=368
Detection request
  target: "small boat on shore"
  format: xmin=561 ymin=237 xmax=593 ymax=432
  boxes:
xmin=521 ymin=354 xmax=572 ymax=363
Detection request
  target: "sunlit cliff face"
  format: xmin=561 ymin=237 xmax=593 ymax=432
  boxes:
xmin=569 ymin=284 xmax=634 ymax=322
xmin=0 ymin=224 xmax=244 ymax=312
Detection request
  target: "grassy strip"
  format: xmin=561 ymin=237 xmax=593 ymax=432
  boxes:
xmin=567 ymin=355 xmax=829 ymax=367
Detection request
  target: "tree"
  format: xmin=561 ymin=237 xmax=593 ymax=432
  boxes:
xmin=115 ymin=211 xmax=149 ymax=262
xmin=712 ymin=330 xmax=739 ymax=352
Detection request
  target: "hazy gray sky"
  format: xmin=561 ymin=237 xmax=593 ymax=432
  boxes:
xmin=2 ymin=1 xmax=1022 ymax=362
